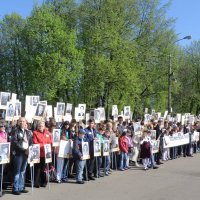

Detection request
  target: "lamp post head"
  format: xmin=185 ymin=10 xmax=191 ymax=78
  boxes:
xmin=183 ymin=35 xmax=192 ymax=40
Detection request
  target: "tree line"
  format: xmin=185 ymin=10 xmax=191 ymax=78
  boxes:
xmin=0 ymin=0 xmax=199 ymax=117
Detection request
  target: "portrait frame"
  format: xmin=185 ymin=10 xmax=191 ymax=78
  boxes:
xmin=111 ymin=137 xmax=119 ymax=152
xmin=31 ymin=96 xmax=40 ymax=107
xmin=94 ymin=109 xmax=101 ymax=123
xmin=93 ymin=140 xmax=101 ymax=157
xmin=0 ymin=142 xmax=10 ymax=164
xmin=5 ymin=102 xmax=15 ymax=121
xmin=56 ymin=102 xmax=65 ymax=116
xmin=58 ymin=140 xmax=71 ymax=158
xmin=0 ymin=92 xmax=11 ymax=110
xmin=124 ymin=106 xmax=131 ymax=119
xmin=66 ymin=103 xmax=72 ymax=114
xmin=44 ymin=144 xmax=52 ymax=163
xmin=52 ymin=129 xmax=61 ymax=147
xmin=34 ymin=103 xmax=46 ymax=120
xmin=77 ymin=104 xmax=86 ymax=120
xmin=82 ymin=142 xmax=90 ymax=160
xmin=103 ymin=140 xmax=110 ymax=156
xmin=13 ymin=102 xmax=21 ymax=120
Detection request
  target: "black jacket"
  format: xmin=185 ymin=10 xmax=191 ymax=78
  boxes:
xmin=11 ymin=127 xmax=32 ymax=155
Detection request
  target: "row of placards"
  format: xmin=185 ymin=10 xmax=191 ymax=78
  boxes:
xmin=163 ymin=132 xmax=199 ymax=148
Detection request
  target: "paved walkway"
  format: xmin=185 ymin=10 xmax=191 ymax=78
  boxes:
xmin=3 ymin=154 xmax=200 ymax=200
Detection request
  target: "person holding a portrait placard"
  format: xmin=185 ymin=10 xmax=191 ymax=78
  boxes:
xmin=11 ymin=117 xmax=32 ymax=195
xmin=0 ymin=124 xmax=8 ymax=196
xmin=32 ymin=121 xmax=52 ymax=188
xmin=84 ymin=119 xmax=97 ymax=180
xmin=72 ymin=129 xmax=88 ymax=184
xmin=56 ymin=121 xmax=70 ymax=183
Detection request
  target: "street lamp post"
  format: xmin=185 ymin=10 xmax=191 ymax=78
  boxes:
xmin=168 ymin=35 xmax=192 ymax=114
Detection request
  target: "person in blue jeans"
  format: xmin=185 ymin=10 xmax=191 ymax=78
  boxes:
xmin=119 ymin=130 xmax=129 ymax=171
xmin=11 ymin=117 xmax=32 ymax=195
xmin=72 ymin=129 xmax=88 ymax=184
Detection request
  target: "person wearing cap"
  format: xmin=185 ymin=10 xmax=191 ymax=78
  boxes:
xmin=84 ymin=119 xmax=97 ymax=180
xmin=119 ymin=129 xmax=129 ymax=171
xmin=72 ymin=129 xmax=88 ymax=184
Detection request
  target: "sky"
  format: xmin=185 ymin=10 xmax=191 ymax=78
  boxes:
xmin=0 ymin=0 xmax=199 ymax=46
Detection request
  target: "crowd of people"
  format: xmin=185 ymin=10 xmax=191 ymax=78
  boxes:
xmin=0 ymin=115 xmax=199 ymax=196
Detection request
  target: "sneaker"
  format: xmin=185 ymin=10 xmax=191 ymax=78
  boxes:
xmin=12 ymin=191 xmax=21 ymax=195
xmin=57 ymin=180 xmax=62 ymax=184
xmin=105 ymin=172 xmax=109 ymax=176
xmin=77 ymin=181 xmax=84 ymax=184
xmin=119 ymin=168 xmax=125 ymax=171
xmin=88 ymin=176 xmax=95 ymax=180
xmin=20 ymin=190 xmax=29 ymax=193
xmin=135 ymin=162 xmax=140 ymax=167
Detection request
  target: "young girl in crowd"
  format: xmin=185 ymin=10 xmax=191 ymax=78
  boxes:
xmin=140 ymin=130 xmax=151 ymax=170
xmin=119 ymin=129 xmax=129 ymax=171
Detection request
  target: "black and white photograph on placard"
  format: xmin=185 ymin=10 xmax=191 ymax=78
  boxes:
xmin=35 ymin=103 xmax=46 ymax=118
xmin=82 ymin=142 xmax=90 ymax=159
xmin=52 ymin=129 xmax=61 ymax=147
xmin=32 ymin=144 xmax=40 ymax=163
xmin=89 ymin=108 xmax=95 ymax=120
xmin=0 ymin=92 xmax=11 ymax=109
xmin=112 ymin=105 xmax=118 ymax=116
xmin=66 ymin=103 xmax=72 ymax=114
xmin=78 ymin=104 xmax=86 ymax=118
xmin=56 ymin=103 xmax=65 ymax=116
xmin=103 ymin=140 xmax=110 ymax=156
xmin=44 ymin=144 xmax=52 ymax=163
xmin=94 ymin=140 xmax=101 ymax=157
xmin=6 ymin=102 xmax=15 ymax=118
xmin=14 ymin=102 xmax=21 ymax=117
xmin=111 ymin=137 xmax=119 ymax=152
xmin=94 ymin=109 xmax=101 ymax=123
xmin=99 ymin=107 xmax=105 ymax=121
xmin=0 ymin=143 xmax=10 ymax=164
xmin=134 ymin=122 xmax=141 ymax=133
xmin=31 ymin=96 xmax=40 ymax=107
xmin=124 ymin=106 xmax=131 ymax=119
xmin=112 ymin=105 xmax=118 ymax=120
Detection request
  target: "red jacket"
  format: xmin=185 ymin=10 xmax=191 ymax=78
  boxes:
xmin=33 ymin=129 xmax=52 ymax=157
xmin=119 ymin=136 xmax=129 ymax=153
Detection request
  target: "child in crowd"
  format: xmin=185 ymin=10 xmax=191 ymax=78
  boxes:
xmin=72 ymin=129 xmax=88 ymax=184
xmin=119 ymin=129 xmax=129 ymax=171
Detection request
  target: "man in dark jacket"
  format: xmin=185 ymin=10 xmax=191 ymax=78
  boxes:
xmin=11 ymin=117 xmax=32 ymax=195
xmin=72 ymin=129 xmax=88 ymax=184
xmin=84 ymin=119 xmax=96 ymax=180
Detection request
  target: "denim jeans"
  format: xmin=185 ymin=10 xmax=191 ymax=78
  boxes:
xmin=119 ymin=152 xmax=128 ymax=169
xmin=105 ymin=155 xmax=110 ymax=172
xmin=13 ymin=153 xmax=28 ymax=192
xmin=75 ymin=160 xmax=86 ymax=182
xmin=57 ymin=157 xmax=68 ymax=181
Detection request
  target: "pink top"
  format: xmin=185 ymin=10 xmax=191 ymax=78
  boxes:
xmin=0 ymin=131 xmax=7 ymax=143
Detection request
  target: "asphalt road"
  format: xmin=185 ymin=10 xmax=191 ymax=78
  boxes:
xmin=2 ymin=154 xmax=200 ymax=200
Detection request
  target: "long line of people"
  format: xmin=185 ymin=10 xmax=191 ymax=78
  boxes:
xmin=0 ymin=116 xmax=199 ymax=196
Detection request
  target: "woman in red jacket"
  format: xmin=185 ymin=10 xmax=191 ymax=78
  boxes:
xmin=119 ymin=129 xmax=129 ymax=171
xmin=33 ymin=121 xmax=52 ymax=188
